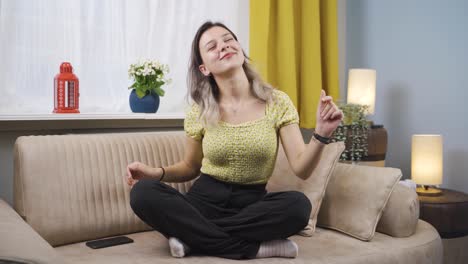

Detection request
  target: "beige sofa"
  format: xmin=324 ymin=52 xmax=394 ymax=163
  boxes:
xmin=0 ymin=131 xmax=442 ymax=263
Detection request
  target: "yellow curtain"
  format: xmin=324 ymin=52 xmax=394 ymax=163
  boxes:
xmin=250 ymin=0 xmax=339 ymax=128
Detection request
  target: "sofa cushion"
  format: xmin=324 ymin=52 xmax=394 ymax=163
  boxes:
xmin=267 ymin=142 xmax=345 ymax=233
xmin=317 ymin=163 xmax=402 ymax=241
xmin=54 ymin=220 xmax=441 ymax=264
xmin=376 ymin=182 xmax=420 ymax=237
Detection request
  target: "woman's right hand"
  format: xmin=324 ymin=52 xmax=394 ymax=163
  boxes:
xmin=125 ymin=161 xmax=153 ymax=188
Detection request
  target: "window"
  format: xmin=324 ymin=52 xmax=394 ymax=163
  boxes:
xmin=0 ymin=0 xmax=249 ymax=115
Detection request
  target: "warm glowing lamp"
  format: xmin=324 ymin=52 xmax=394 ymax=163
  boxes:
xmin=347 ymin=69 xmax=376 ymax=114
xmin=411 ymin=135 xmax=443 ymax=196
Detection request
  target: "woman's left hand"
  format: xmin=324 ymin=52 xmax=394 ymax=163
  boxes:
xmin=315 ymin=90 xmax=343 ymax=138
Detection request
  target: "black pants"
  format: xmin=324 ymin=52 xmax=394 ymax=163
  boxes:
xmin=130 ymin=174 xmax=311 ymax=259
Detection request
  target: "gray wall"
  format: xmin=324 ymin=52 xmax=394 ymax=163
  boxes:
xmin=346 ymin=0 xmax=468 ymax=192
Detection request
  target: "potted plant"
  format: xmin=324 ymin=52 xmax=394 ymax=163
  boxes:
xmin=331 ymin=103 xmax=370 ymax=162
xmin=128 ymin=60 xmax=171 ymax=113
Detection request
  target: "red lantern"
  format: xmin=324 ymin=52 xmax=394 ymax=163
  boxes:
xmin=53 ymin=62 xmax=80 ymax=113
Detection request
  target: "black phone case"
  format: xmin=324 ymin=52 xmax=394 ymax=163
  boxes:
xmin=85 ymin=236 xmax=134 ymax=249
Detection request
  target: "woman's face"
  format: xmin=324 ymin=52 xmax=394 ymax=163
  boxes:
xmin=198 ymin=26 xmax=244 ymax=77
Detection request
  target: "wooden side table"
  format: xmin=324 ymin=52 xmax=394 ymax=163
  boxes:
xmin=360 ymin=125 xmax=387 ymax=166
xmin=419 ymin=188 xmax=468 ymax=264
xmin=339 ymin=125 xmax=388 ymax=167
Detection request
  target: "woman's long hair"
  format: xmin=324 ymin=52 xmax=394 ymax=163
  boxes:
xmin=187 ymin=21 xmax=275 ymax=127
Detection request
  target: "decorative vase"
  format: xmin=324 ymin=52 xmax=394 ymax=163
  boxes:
xmin=129 ymin=89 xmax=160 ymax=113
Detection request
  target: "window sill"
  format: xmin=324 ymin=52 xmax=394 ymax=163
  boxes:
xmin=0 ymin=113 xmax=185 ymax=131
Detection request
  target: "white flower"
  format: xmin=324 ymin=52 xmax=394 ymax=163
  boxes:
xmin=153 ymin=61 xmax=161 ymax=69
xmin=145 ymin=68 xmax=153 ymax=76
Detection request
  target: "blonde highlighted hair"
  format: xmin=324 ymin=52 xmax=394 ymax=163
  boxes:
xmin=187 ymin=21 xmax=275 ymax=127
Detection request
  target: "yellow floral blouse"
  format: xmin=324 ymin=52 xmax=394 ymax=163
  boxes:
xmin=184 ymin=89 xmax=299 ymax=184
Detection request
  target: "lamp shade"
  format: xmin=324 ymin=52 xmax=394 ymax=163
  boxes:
xmin=411 ymin=135 xmax=443 ymax=186
xmin=347 ymin=69 xmax=376 ymax=114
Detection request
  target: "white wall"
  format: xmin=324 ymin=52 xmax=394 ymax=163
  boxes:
xmin=346 ymin=0 xmax=468 ymax=192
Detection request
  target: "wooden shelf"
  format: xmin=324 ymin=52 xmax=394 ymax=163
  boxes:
xmin=0 ymin=113 xmax=184 ymax=131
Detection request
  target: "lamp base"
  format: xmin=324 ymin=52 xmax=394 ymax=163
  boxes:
xmin=416 ymin=186 xmax=442 ymax=197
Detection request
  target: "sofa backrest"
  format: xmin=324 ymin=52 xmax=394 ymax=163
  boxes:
xmin=14 ymin=131 xmax=418 ymax=246
xmin=14 ymin=131 xmax=198 ymax=246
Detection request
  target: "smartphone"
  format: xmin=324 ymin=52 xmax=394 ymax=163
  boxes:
xmin=85 ymin=236 xmax=134 ymax=249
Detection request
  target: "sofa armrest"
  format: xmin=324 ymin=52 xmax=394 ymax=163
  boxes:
xmin=0 ymin=199 xmax=65 ymax=264
xmin=376 ymin=182 xmax=420 ymax=237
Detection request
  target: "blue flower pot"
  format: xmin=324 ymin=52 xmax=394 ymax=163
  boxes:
xmin=129 ymin=89 xmax=160 ymax=113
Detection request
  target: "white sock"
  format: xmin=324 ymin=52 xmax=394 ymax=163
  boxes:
xmin=168 ymin=237 xmax=190 ymax=258
xmin=256 ymin=239 xmax=298 ymax=258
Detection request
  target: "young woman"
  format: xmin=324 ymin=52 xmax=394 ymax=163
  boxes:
xmin=125 ymin=21 xmax=343 ymax=260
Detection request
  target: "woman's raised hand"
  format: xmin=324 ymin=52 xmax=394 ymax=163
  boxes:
xmin=125 ymin=161 xmax=153 ymax=188
xmin=315 ymin=90 xmax=343 ymax=138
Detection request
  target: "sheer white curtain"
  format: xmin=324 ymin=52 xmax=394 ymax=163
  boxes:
xmin=0 ymin=0 xmax=249 ymax=114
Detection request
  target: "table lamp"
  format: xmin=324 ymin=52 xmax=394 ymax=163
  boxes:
xmin=347 ymin=68 xmax=376 ymax=115
xmin=411 ymin=135 xmax=443 ymax=196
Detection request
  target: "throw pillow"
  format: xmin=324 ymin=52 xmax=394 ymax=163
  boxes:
xmin=267 ymin=141 xmax=345 ymax=234
xmin=317 ymin=163 xmax=402 ymax=241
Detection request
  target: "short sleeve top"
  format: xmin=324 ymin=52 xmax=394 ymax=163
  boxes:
xmin=184 ymin=89 xmax=299 ymax=184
